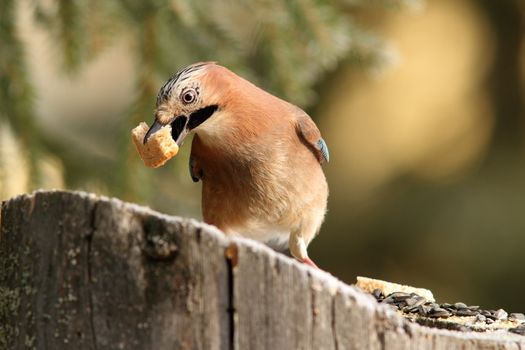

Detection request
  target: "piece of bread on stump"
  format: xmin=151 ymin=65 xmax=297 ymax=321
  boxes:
xmin=131 ymin=122 xmax=179 ymax=168
xmin=356 ymin=276 xmax=435 ymax=302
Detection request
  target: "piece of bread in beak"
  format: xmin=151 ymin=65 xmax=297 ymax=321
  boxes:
xmin=131 ymin=122 xmax=179 ymax=168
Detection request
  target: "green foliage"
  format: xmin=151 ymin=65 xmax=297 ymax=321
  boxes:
xmin=0 ymin=0 xmax=416 ymax=200
xmin=0 ymin=0 xmax=41 ymax=187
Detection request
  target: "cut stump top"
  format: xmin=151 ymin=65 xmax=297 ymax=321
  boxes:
xmin=0 ymin=190 xmax=523 ymax=350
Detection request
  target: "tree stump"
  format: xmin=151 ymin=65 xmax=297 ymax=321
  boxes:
xmin=1 ymin=190 xmax=523 ymax=349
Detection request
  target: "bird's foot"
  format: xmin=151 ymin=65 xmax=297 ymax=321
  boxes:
xmin=302 ymin=257 xmax=319 ymax=269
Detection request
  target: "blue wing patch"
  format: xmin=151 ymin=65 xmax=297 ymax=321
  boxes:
xmin=317 ymin=139 xmax=329 ymax=163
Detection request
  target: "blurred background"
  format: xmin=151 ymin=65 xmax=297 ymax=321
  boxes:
xmin=1 ymin=0 xmax=524 ymax=311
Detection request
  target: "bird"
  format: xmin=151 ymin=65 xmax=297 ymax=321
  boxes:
xmin=144 ymin=62 xmax=329 ymax=267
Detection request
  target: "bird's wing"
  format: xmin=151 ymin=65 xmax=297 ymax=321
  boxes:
xmin=295 ymin=112 xmax=329 ymax=164
xmin=189 ymin=155 xmax=203 ymax=182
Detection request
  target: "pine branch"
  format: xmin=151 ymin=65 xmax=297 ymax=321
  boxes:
xmin=56 ymin=0 xmax=84 ymax=72
xmin=336 ymin=0 xmax=422 ymax=10
xmin=112 ymin=1 xmax=165 ymax=200
xmin=0 ymin=0 xmax=41 ymax=188
xmin=1 ymin=0 xmax=422 ymax=201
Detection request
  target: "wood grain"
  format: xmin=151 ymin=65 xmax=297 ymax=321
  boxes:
xmin=1 ymin=191 xmax=523 ymax=349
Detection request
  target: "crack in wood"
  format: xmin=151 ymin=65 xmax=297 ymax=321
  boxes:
xmin=226 ymin=254 xmax=235 ymax=350
xmin=331 ymin=295 xmax=339 ymax=350
xmin=310 ymin=274 xmax=316 ymax=349
xmin=86 ymin=202 xmax=98 ymax=350
xmin=377 ymin=330 xmax=386 ymax=350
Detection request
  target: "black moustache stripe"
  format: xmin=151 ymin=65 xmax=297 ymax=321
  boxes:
xmin=187 ymin=105 xmax=218 ymax=130
xmin=170 ymin=115 xmax=188 ymax=141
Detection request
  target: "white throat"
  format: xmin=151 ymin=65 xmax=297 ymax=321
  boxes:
xmin=194 ymin=109 xmax=232 ymax=145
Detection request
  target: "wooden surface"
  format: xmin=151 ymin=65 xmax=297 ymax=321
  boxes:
xmin=1 ymin=190 xmax=524 ymax=349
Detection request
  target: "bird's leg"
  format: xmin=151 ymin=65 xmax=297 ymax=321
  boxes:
xmin=302 ymin=257 xmax=319 ymax=268
xmin=289 ymin=231 xmax=319 ymax=269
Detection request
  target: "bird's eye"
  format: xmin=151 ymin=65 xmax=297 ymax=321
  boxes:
xmin=181 ymin=89 xmax=196 ymax=104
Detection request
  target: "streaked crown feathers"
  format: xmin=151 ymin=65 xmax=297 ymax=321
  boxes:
xmin=156 ymin=62 xmax=215 ymax=106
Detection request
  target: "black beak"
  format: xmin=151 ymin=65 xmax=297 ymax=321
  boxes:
xmin=143 ymin=120 xmax=163 ymax=144
xmin=144 ymin=105 xmax=218 ymax=145
xmin=143 ymin=116 xmax=191 ymax=146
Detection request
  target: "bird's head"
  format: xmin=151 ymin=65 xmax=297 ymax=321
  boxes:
xmin=144 ymin=62 xmax=224 ymax=146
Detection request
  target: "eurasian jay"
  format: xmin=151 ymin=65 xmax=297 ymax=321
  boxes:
xmin=144 ymin=62 xmax=329 ymax=267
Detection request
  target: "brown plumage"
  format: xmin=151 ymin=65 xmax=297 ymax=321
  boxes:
xmin=145 ymin=62 xmax=329 ymax=267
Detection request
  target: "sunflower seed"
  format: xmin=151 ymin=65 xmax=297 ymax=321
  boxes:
xmin=391 ymin=292 xmax=412 ymax=302
xmin=456 ymin=309 xmax=478 ymax=317
xmin=475 ymin=314 xmax=486 ymax=323
xmin=429 ymin=308 xmax=451 ymax=318
xmin=454 ymin=302 xmax=467 ymax=309
xmin=414 ymin=298 xmax=427 ymax=307
xmin=382 ymin=295 xmax=395 ymax=304
xmin=418 ymin=305 xmax=430 ymax=316
xmin=372 ymin=289 xmax=383 ymax=300
xmin=494 ymin=309 xmax=508 ymax=320
xmin=509 ymin=313 xmax=525 ymax=321
xmin=403 ymin=305 xmax=419 ymax=313
xmin=405 ymin=297 xmax=417 ymax=307
xmin=481 ymin=310 xmax=493 ymax=317
xmin=509 ymin=325 xmax=525 ymax=335
xmin=405 ymin=296 xmax=426 ymax=308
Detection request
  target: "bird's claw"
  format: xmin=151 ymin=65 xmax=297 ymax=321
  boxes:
xmin=303 ymin=257 xmax=319 ymax=269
